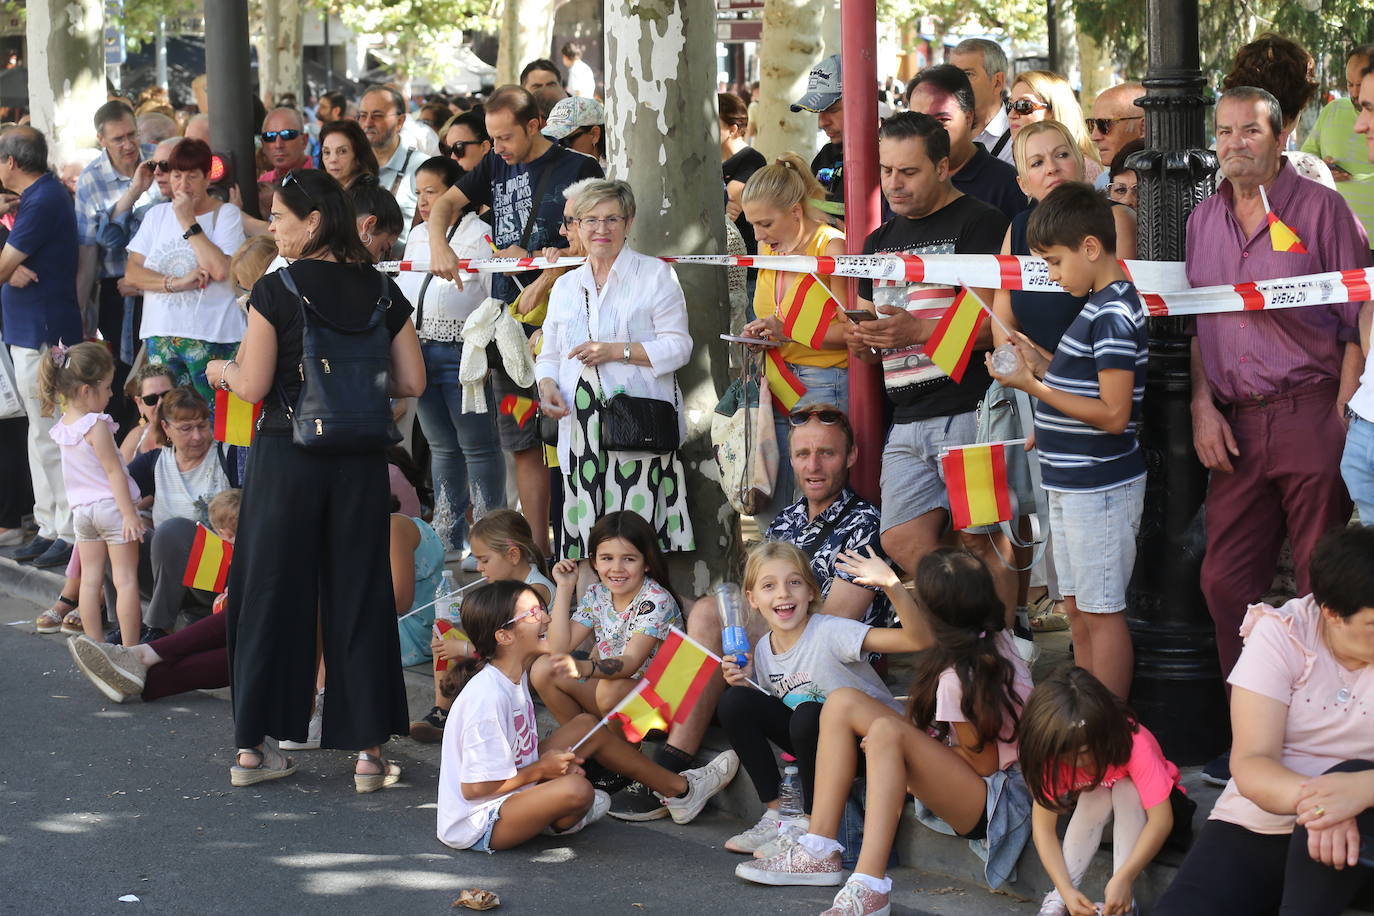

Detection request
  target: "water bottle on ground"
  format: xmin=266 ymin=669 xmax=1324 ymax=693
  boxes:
xmin=777 ymin=765 xmax=806 ymax=838
xmin=715 ymin=581 xmax=749 ymax=666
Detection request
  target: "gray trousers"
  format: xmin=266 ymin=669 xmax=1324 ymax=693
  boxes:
xmin=144 ymin=517 xmax=215 ymax=630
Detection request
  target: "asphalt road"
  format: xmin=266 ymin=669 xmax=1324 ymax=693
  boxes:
xmin=0 ymin=593 xmax=1035 ymax=916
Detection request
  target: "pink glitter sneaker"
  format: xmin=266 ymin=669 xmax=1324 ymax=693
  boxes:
xmin=821 ymin=878 xmax=891 ymax=916
xmin=734 ymin=839 xmax=843 ymax=887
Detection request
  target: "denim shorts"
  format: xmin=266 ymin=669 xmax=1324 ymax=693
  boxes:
xmin=468 ymin=802 xmax=504 ymax=854
xmin=880 ymin=410 xmax=994 ymax=534
xmin=73 ymin=498 xmax=135 ymax=544
xmin=1045 ymin=477 xmax=1145 ymax=613
xmin=1340 ymin=414 xmax=1374 ymax=525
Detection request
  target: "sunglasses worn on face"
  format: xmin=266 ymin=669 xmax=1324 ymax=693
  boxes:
xmin=1108 ymin=182 xmax=1138 ymax=200
xmin=441 ymin=140 xmax=483 ymax=157
xmin=1085 ymin=116 xmax=1143 ymax=135
xmin=143 ymin=160 xmax=173 ymax=173
xmin=139 ymin=391 xmax=165 ymax=407
xmin=1006 ymin=98 xmax=1051 ymax=115
xmin=788 ymin=408 xmax=849 ymax=428
xmin=261 ymin=129 xmax=303 ymax=143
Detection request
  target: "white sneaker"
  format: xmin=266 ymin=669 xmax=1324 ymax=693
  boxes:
xmin=725 ymin=809 xmax=780 ymax=854
xmin=753 ymin=815 xmax=809 ymax=858
xmin=1037 ymin=890 xmax=1067 ymax=916
xmin=543 ymin=789 xmax=611 ymax=836
xmin=281 ymin=688 xmax=324 ymax=750
xmin=735 ymin=836 xmax=843 ymax=886
xmin=822 ymin=878 xmax=892 ymax=916
xmin=661 ymin=749 xmax=739 ymax=825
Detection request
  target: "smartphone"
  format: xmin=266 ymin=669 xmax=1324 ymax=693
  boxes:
xmin=845 ymin=309 xmax=877 ymax=322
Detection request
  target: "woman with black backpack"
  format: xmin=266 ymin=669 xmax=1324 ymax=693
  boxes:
xmin=206 ymin=168 xmax=425 ymax=791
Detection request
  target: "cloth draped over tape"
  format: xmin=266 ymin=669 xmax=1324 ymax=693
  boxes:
xmin=377 ymin=252 xmax=1374 ymax=317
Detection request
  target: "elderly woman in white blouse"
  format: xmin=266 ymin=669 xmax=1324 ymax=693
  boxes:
xmin=535 ymin=179 xmax=695 ymax=558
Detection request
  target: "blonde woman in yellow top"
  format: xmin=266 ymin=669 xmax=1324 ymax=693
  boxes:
xmin=740 ymin=153 xmax=851 ymax=524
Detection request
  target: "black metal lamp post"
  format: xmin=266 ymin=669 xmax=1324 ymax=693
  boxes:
xmin=204 ymin=0 xmax=259 ymax=218
xmin=1124 ymin=0 xmax=1228 ymax=765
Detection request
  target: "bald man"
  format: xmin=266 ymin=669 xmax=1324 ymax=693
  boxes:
xmin=258 ymin=107 xmax=313 ymax=184
xmin=1088 ymin=83 xmax=1145 ymax=189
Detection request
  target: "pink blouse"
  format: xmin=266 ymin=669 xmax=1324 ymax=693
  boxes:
xmin=49 ymin=412 xmax=139 ymax=509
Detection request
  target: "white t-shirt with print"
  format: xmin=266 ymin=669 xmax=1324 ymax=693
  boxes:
xmin=437 ymin=664 xmax=541 ymax=849
xmin=129 ymin=202 xmax=247 ymax=343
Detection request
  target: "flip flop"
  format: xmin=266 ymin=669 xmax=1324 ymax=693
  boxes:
xmin=230 ymin=741 xmax=297 ymax=787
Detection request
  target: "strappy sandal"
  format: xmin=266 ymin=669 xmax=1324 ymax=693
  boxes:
xmin=36 ymin=596 xmax=74 ymax=634
xmin=354 ymin=751 xmax=401 ymax=794
xmin=230 ymin=740 xmax=297 ymax=787
xmin=1030 ymin=600 xmax=1070 ymax=632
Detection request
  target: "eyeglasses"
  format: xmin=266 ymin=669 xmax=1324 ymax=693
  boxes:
xmin=788 ymin=408 xmax=850 ymax=429
xmin=561 ymin=216 xmax=580 ymax=229
xmin=1085 ymin=116 xmax=1143 ymax=135
xmin=167 ymin=420 xmax=210 ymax=435
xmin=1005 ymin=98 xmax=1051 ymax=116
xmin=440 ymin=139 xmax=483 ymax=157
xmin=261 ymin=129 xmax=303 ymax=143
xmin=1107 ymin=181 xmax=1138 ymax=201
xmin=281 ymin=170 xmax=320 ymax=212
xmin=559 ymin=127 xmax=592 ymax=147
xmin=138 ymin=391 xmax=165 ymax=407
xmin=580 ymin=215 xmax=625 ymax=230
xmin=143 ymin=160 xmax=173 ymax=173
xmin=499 ymin=604 xmax=547 ymax=629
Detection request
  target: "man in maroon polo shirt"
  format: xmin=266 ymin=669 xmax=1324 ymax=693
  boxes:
xmin=1187 ymin=86 xmax=1366 ymax=683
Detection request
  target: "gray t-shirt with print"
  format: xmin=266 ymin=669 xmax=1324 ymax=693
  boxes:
xmin=752 ymin=613 xmax=900 ymax=711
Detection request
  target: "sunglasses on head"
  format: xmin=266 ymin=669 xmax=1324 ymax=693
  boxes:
xmin=143 ymin=160 xmax=173 ymax=173
xmin=281 ymin=170 xmax=320 ymax=211
xmin=138 ymin=391 xmax=165 ymax=408
xmin=261 ymin=129 xmax=302 ymax=143
xmin=441 ymin=139 xmax=483 ymax=157
xmin=787 ymin=408 xmax=849 ymax=428
xmin=1085 ymin=116 xmax=1143 ymax=135
xmin=1005 ymin=98 xmax=1050 ymax=115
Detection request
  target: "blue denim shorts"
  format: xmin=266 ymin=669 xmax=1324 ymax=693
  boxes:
xmin=468 ymin=803 xmax=504 ymax=854
xmin=1045 ymin=477 xmax=1145 ymax=613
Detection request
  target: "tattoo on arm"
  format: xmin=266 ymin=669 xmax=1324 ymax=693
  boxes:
xmin=594 ymin=658 xmax=625 ymax=677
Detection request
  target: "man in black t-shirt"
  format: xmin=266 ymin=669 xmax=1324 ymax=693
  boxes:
xmin=846 ymin=111 xmax=1016 ymax=619
xmin=907 ymin=65 xmax=1025 ymax=222
xmin=425 ymin=86 xmax=602 ymax=554
xmin=791 ymin=55 xmax=846 ymax=211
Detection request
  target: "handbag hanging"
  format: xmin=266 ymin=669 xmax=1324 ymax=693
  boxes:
xmin=582 ymin=287 xmax=680 ymax=453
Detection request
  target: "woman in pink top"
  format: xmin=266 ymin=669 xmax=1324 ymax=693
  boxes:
xmin=1020 ymin=666 xmax=1192 ymax=915
xmin=1155 ymin=526 xmax=1374 ymax=916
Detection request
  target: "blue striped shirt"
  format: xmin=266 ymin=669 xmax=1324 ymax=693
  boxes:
xmin=1035 ymin=281 xmax=1148 ymax=492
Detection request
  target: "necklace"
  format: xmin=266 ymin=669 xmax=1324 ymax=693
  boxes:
xmin=1322 ymin=618 xmax=1363 ymax=706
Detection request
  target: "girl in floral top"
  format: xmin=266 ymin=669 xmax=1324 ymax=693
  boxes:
xmin=534 ymin=511 xmax=683 ymax=721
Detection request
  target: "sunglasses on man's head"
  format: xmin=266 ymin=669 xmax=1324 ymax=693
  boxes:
xmin=261 ymin=129 xmax=302 ymax=143
xmin=1085 ymin=116 xmax=1143 ymax=135
xmin=1005 ymin=98 xmax=1050 ymax=115
xmin=787 ymin=408 xmax=849 ymax=428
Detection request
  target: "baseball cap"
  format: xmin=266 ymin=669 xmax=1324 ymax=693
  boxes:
xmin=542 ymin=96 xmax=605 ymax=140
xmin=791 ymin=54 xmax=842 ymax=113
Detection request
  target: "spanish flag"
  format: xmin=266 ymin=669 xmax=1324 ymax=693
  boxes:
xmin=213 ymin=390 xmax=261 ymax=447
xmin=941 ymin=443 xmax=1014 ymax=530
xmin=921 ymin=289 xmax=987 ymax=383
xmin=609 ymin=627 xmax=720 ymax=742
xmin=183 ymin=524 xmax=233 ymax=593
xmin=500 ymin=394 xmax=538 ymax=429
xmin=1259 ymin=185 xmax=1308 ymax=254
xmin=780 ymin=274 xmax=841 ymax=350
xmin=764 ymin=350 xmax=807 ymax=413
xmin=433 ymin=618 xmax=472 ymax=673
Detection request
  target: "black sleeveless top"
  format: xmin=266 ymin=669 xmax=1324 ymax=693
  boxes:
xmin=1008 ymin=203 xmax=1090 ymax=353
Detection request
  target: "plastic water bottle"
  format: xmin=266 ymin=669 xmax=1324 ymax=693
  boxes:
xmin=777 ymin=765 xmax=805 ymax=837
xmin=715 ymin=581 xmax=749 ymax=666
xmin=435 ymin=570 xmax=471 ymax=665
xmin=990 ymin=342 xmax=1020 ymax=377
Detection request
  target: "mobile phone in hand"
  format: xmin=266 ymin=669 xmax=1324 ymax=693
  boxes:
xmin=845 ymin=309 xmax=877 ymax=322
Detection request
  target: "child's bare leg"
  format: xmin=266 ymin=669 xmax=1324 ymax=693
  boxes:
xmin=531 ymin=655 xmax=601 ymax=723
xmin=76 ymin=541 xmax=108 ymax=640
xmin=486 ymin=774 xmax=595 ymax=848
xmin=107 ymin=542 xmax=142 ymax=648
xmin=808 ymin=688 xmax=904 ymax=840
xmin=593 ymin=677 xmax=636 ymax=715
xmin=543 ymin=715 xmax=688 ymax=798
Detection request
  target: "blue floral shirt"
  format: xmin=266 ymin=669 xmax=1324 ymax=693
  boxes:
xmin=765 ymin=487 xmax=893 ymax=628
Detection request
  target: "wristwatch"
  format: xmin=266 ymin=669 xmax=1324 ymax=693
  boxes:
xmin=182 ymin=223 xmax=203 ymax=240
xmin=622 ymin=343 xmax=632 ymax=364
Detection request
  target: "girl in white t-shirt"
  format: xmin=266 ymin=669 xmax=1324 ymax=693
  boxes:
xmin=437 ymin=580 xmax=734 ymax=851
xmin=718 ymin=541 xmax=926 ymax=854
xmin=738 ymin=548 xmax=1035 ymax=916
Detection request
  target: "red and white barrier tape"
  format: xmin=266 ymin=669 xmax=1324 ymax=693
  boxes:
xmin=374 ymin=253 xmax=1370 ymax=316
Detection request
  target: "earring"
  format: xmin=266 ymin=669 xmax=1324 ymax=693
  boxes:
xmin=361 ymin=231 xmax=373 ymax=245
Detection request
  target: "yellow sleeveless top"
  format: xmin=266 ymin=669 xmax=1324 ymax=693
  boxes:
xmin=751 ymin=223 xmax=848 ymax=369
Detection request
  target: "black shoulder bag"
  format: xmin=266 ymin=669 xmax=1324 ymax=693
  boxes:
xmin=274 ymin=265 xmax=402 ymax=454
xmin=583 ymin=287 xmax=680 ymax=453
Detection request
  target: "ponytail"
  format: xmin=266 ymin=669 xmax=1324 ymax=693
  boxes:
xmin=440 ymin=580 xmax=541 ymax=699
xmin=741 ymin=152 xmax=828 ymax=221
xmin=37 ymin=341 xmax=113 ymax=418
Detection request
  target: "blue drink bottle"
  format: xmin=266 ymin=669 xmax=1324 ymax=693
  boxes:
xmin=715 ymin=582 xmax=749 ymax=666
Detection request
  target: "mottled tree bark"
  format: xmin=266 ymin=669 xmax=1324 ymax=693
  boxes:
xmin=27 ymin=0 xmax=105 ymax=154
xmin=254 ymin=0 xmax=305 ymax=109
xmin=752 ymin=0 xmax=827 ymax=163
xmin=496 ymin=0 xmax=558 ymax=87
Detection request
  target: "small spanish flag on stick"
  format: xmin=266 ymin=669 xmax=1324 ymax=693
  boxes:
xmin=213 ymin=389 xmax=262 ymax=447
xmin=764 ymin=349 xmax=807 ymax=413
xmin=780 ymin=273 xmax=842 ymax=350
xmin=433 ymin=618 xmax=472 ymax=673
xmin=183 ymin=524 xmax=233 ymax=593
xmin=941 ymin=442 xmax=1016 ymax=530
xmin=1259 ymin=185 xmax=1308 ymax=254
xmin=500 ymin=394 xmax=538 ymax=429
xmin=570 ymin=627 xmax=722 ymax=750
xmin=922 ymin=289 xmax=988 ymax=382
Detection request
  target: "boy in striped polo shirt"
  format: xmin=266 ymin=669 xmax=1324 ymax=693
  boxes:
xmin=986 ymin=182 xmax=1147 ymax=699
